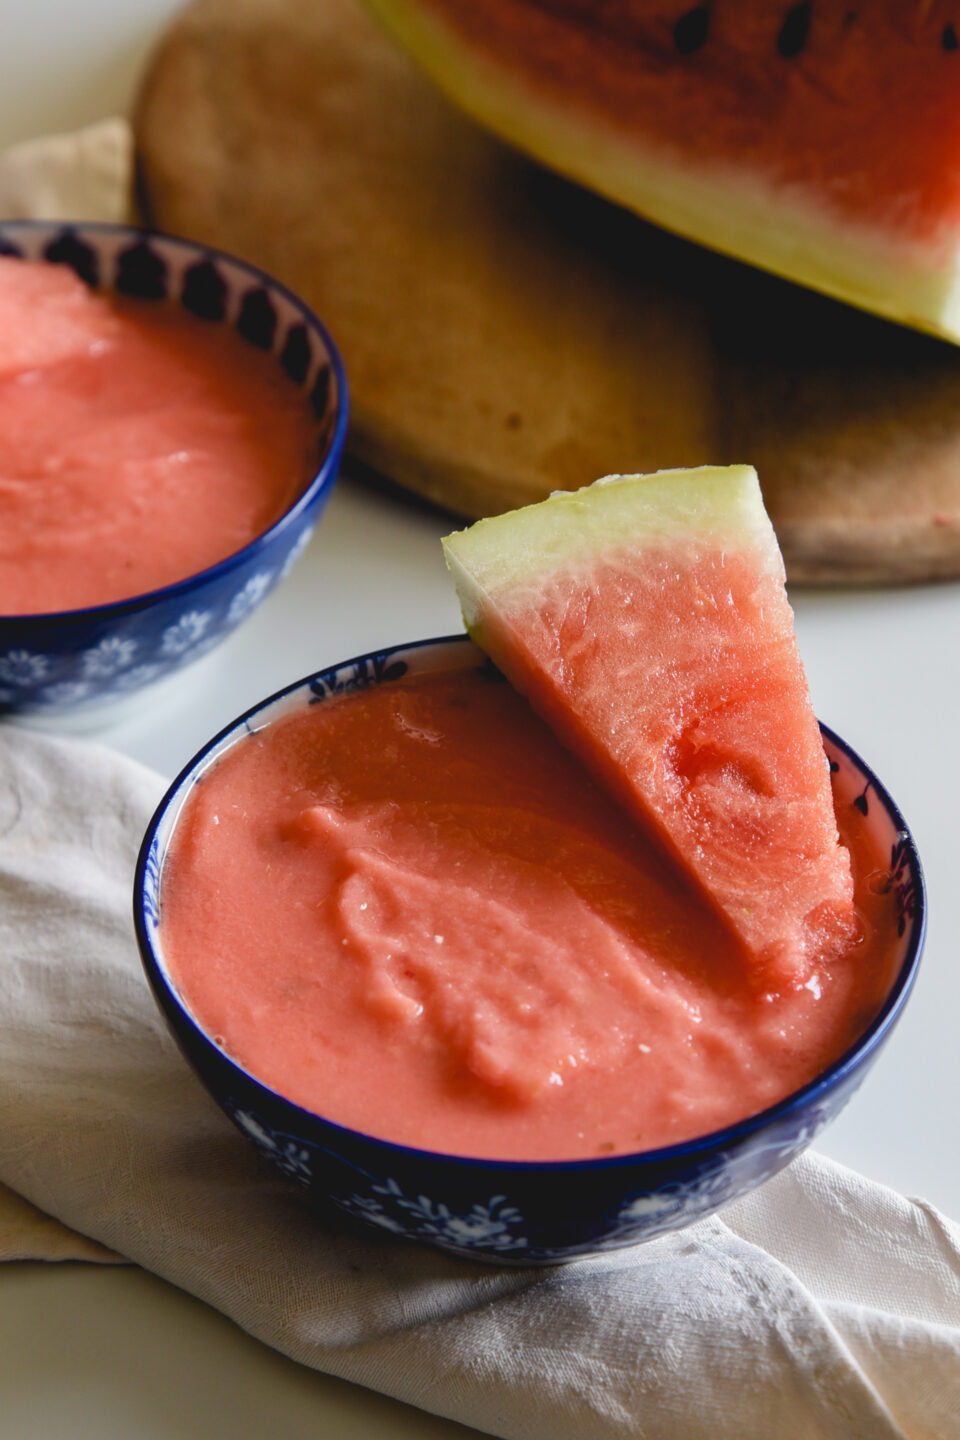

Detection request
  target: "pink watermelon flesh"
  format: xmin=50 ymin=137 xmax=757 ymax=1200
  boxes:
xmin=364 ymin=0 xmax=960 ymax=343
xmin=444 ymin=468 xmax=857 ymax=987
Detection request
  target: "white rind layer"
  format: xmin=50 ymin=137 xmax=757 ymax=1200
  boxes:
xmin=363 ymin=0 xmax=960 ymax=345
xmin=443 ymin=466 xmax=779 ymax=630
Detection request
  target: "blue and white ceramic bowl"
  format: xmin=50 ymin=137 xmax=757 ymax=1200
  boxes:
xmin=134 ymin=635 xmax=926 ymax=1265
xmin=0 ymin=220 xmax=348 ymax=715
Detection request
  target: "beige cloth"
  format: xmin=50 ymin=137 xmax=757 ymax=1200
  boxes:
xmin=0 ymin=722 xmax=958 ymax=1439
xmin=0 ymin=116 xmax=133 ymax=224
xmin=0 ymin=1180 xmax=122 ymax=1263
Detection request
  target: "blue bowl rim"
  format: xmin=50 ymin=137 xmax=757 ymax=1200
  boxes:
xmin=134 ymin=632 xmax=927 ymax=1176
xmin=0 ymin=218 xmax=350 ymax=626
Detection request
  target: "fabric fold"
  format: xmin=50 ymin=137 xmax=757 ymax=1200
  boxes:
xmin=0 ymin=117 xmax=133 ymax=225
xmin=0 ymin=1180 xmax=123 ymax=1263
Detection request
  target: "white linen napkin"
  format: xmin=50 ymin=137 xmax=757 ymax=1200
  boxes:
xmin=0 ymin=722 xmax=958 ymax=1440
xmin=0 ymin=117 xmax=133 ymax=224
xmin=0 ymin=1180 xmax=123 ymax=1262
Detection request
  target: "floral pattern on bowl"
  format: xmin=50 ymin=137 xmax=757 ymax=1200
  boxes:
xmin=134 ymin=636 xmax=926 ymax=1264
xmin=0 ymin=220 xmax=348 ymax=714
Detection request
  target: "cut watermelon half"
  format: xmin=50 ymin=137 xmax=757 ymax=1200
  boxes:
xmin=362 ymin=0 xmax=960 ymax=344
xmin=443 ymin=465 xmax=856 ymax=985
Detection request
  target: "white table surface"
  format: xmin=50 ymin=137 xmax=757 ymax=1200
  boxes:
xmin=3 ymin=4 xmax=959 ymax=1436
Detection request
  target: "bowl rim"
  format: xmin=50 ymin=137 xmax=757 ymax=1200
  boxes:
xmin=0 ymin=218 xmax=350 ymax=626
xmin=134 ymin=633 xmax=927 ymax=1175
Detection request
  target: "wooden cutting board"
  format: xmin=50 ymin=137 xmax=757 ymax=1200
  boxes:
xmin=134 ymin=0 xmax=960 ymax=583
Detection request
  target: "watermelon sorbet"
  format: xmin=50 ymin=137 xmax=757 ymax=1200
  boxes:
xmin=158 ymin=663 xmax=899 ymax=1163
xmin=0 ymin=258 xmax=314 ymax=616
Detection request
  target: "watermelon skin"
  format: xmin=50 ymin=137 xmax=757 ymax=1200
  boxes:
xmin=443 ymin=466 xmax=856 ymax=985
xmin=361 ymin=0 xmax=960 ymax=344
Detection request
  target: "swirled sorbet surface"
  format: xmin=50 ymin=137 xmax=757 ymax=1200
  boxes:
xmin=160 ymin=665 xmax=898 ymax=1161
xmin=0 ymin=258 xmax=314 ymax=614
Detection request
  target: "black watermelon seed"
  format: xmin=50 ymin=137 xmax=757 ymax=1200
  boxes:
xmin=673 ymin=6 xmax=710 ymax=55
xmin=0 ymin=236 xmax=24 ymax=258
xmin=181 ymin=259 xmax=227 ymax=320
xmin=778 ymin=3 xmax=812 ymax=58
xmin=943 ymin=23 xmax=958 ymax=51
xmin=43 ymin=230 xmax=99 ymax=288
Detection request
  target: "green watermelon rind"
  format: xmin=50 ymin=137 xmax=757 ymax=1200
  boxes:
xmin=443 ymin=465 xmax=779 ymax=632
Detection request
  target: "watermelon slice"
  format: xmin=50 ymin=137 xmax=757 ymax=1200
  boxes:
xmin=361 ymin=0 xmax=960 ymax=344
xmin=442 ymin=465 xmax=856 ymax=985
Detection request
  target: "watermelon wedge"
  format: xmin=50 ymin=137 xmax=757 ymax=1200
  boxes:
xmin=362 ymin=0 xmax=960 ymax=344
xmin=442 ymin=465 xmax=856 ymax=985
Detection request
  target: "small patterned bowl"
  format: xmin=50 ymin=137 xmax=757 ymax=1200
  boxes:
xmin=134 ymin=636 xmax=926 ymax=1265
xmin=0 ymin=220 xmax=348 ymax=715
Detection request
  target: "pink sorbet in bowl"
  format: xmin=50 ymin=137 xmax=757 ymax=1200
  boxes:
xmin=0 ymin=220 xmax=347 ymax=715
